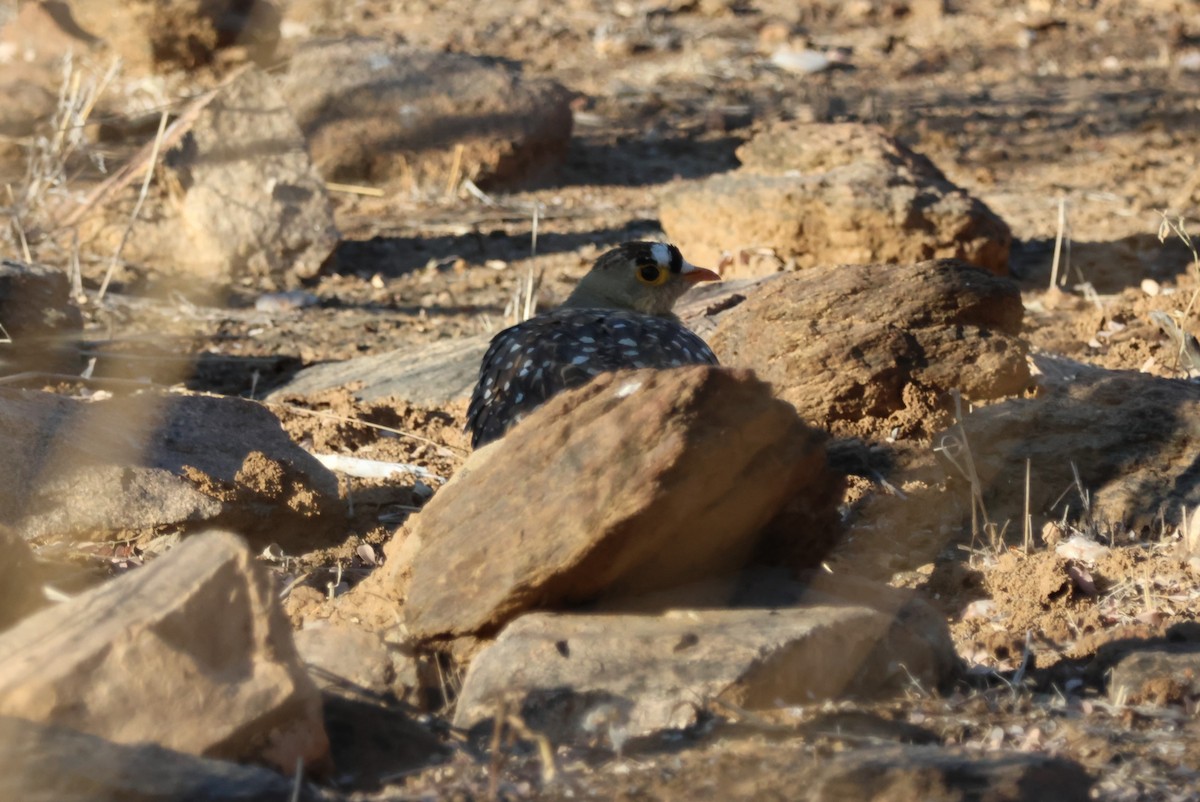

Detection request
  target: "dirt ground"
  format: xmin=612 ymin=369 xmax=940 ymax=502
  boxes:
xmin=8 ymin=0 xmax=1200 ymax=799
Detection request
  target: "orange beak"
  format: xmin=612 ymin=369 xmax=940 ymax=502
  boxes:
xmin=680 ymin=262 xmax=722 ymax=283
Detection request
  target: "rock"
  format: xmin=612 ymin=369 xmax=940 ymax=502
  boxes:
xmin=0 ymin=260 xmax=82 ymax=374
xmin=453 ymin=604 xmax=958 ymax=741
xmin=80 ymin=67 xmax=338 ymax=286
xmin=294 ymin=622 xmax=393 ymax=693
xmin=278 ymin=38 xmax=573 ymax=190
xmin=709 ymin=259 xmax=1029 ymax=441
xmin=66 ymin=0 xmax=280 ymax=74
xmin=798 ymin=745 xmax=1092 ymax=802
xmin=265 ymin=277 xmax=764 ymax=406
xmin=293 ymin=624 xmax=450 ymax=786
xmin=1108 ymin=645 xmax=1200 ymax=706
xmin=384 ymin=366 xmax=841 ymax=641
xmin=0 ymin=526 xmax=43 ymax=632
xmin=0 ymin=388 xmax=342 ymax=549
xmin=660 ymin=122 xmax=1012 ymax=277
xmin=0 ymin=715 xmax=333 ymax=802
xmin=953 ymin=370 xmax=1200 ymax=532
xmin=0 ymin=531 xmax=330 ymax=774
xmin=269 ymin=333 xmax=489 ymax=407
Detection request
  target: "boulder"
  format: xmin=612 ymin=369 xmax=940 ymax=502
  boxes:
xmin=660 ymin=122 xmax=1012 ymax=277
xmin=80 ymin=67 xmax=338 ymax=286
xmin=0 ymin=260 xmax=82 ymax=374
xmin=0 ymin=388 xmax=342 ymax=549
xmin=0 ymin=715 xmax=332 ymax=802
xmin=278 ymin=38 xmax=573 ymax=190
xmin=454 ymin=604 xmax=958 ymax=741
xmin=0 ymin=531 xmax=330 ymax=774
xmin=953 ymin=369 xmax=1200 ymax=531
xmin=709 ymin=259 xmax=1029 ymax=441
xmin=379 ymin=366 xmax=841 ymax=641
xmin=294 ymin=622 xmax=394 ymax=693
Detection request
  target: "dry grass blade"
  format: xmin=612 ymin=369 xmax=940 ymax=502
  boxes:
xmin=54 ymin=65 xmax=251 ymax=231
xmin=96 ymin=109 xmax=169 ymax=302
xmin=14 ymin=54 xmax=120 ymax=233
xmin=1049 ymin=196 xmax=1067 ymax=290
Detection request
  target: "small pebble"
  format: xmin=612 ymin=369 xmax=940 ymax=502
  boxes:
xmin=254 ymin=290 xmax=319 ymax=312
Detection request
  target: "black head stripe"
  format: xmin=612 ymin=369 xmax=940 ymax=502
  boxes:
xmin=667 ymin=244 xmax=683 ymax=273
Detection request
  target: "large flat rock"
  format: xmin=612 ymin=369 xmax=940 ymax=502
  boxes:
xmin=264 ymin=270 xmax=770 ymax=407
xmin=0 ymin=531 xmax=329 ymax=774
xmin=453 ymin=604 xmax=958 ymax=741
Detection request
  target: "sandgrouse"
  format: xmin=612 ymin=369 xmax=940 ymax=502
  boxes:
xmin=466 ymin=241 xmax=721 ymax=448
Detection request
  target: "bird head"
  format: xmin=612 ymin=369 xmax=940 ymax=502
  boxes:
xmin=562 ymin=241 xmax=721 ymax=316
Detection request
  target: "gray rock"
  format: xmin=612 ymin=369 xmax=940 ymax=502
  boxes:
xmin=0 ymin=715 xmax=333 ymax=802
xmin=0 ymin=260 xmax=82 ymax=374
xmin=265 ymin=278 xmax=764 ymax=406
xmin=295 ymin=623 xmax=394 ymax=693
xmin=268 ymin=334 xmax=488 ymax=406
xmin=798 ymin=744 xmax=1092 ymax=802
xmin=953 ymin=369 xmax=1200 ymax=532
xmin=0 ymin=388 xmax=342 ymax=549
xmin=454 ymin=604 xmax=958 ymax=741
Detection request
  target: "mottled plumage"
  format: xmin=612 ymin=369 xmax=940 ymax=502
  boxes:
xmin=466 ymin=241 xmax=720 ymax=448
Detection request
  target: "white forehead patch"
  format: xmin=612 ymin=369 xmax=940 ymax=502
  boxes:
xmin=650 ymin=242 xmax=670 ymax=267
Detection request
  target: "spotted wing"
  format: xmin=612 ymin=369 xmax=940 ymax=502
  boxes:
xmin=465 ymin=309 xmax=718 ymax=448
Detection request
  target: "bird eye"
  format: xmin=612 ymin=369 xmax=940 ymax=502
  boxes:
xmin=638 ymin=265 xmax=668 ymax=285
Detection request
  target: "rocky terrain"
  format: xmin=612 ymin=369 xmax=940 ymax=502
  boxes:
xmin=1 ymin=0 xmax=1200 ymax=800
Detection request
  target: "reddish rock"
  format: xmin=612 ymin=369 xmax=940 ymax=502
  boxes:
xmin=378 ymin=366 xmax=842 ymax=641
xmin=709 ymin=259 xmax=1029 ymax=441
xmin=660 ymin=122 xmax=1012 ymax=277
